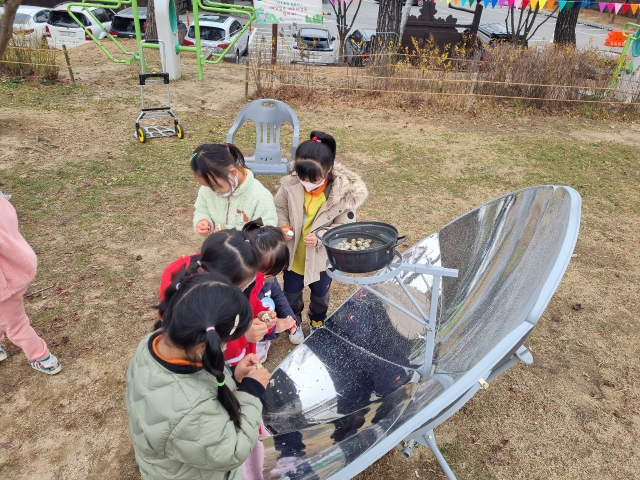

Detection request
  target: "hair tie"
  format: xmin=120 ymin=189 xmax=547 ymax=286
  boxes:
xmin=312 ymin=136 xmax=320 ymax=143
xmin=217 ymin=380 xmax=225 ymax=387
xmin=228 ymin=314 xmax=240 ymax=336
xmin=189 ymin=152 xmax=197 ymax=162
xmin=197 ymin=260 xmax=202 ymax=267
xmin=245 ymin=239 xmax=250 ymax=243
xmin=175 ymin=283 xmax=180 ymax=290
xmin=206 ymin=326 xmax=215 ymax=332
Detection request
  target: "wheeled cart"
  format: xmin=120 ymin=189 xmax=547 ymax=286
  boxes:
xmin=134 ymin=39 xmax=184 ymax=143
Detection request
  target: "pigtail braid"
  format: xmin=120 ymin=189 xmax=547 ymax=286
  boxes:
xmin=202 ymin=328 xmax=241 ymax=427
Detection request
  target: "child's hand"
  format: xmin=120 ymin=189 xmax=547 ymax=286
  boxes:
xmin=281 ymin=226 xmax=294 ymax=241
xmin=275 ymin=316 xmax=296 ymax=334
xmin=196 ymin=219 xmax=212 ymax=236
xmin=245 ymin=318 xmax=269 ymax=343
xmin=303 ymin=232 xmax=318 ymax=248
xmin=257 ymin=310 xmax=277 ymax=328
xmin=245 ymin=365 xmax=272 ymax=388
xmin=234 ymin=353 xmax=261 ymax=383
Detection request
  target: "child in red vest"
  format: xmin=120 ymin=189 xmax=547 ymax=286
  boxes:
xmin=158 ymin=228 xmax=294 ymax=364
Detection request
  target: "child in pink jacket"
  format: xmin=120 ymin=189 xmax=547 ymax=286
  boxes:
xmin=0 ymin=195 xmax=61 ymax=374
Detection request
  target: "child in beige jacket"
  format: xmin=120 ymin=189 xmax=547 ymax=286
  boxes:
xmin=274 ymin=131 xmax=368 ymax=332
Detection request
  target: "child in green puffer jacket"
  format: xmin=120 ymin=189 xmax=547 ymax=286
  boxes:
xmin=191 ymin=143 xmax=278 ymax=235
xmin=125 ymin=273 xmax=271 ymax=480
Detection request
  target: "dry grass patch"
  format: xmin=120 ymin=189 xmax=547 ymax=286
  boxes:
xmin=0 ymin=56 xmax=639 ymax=479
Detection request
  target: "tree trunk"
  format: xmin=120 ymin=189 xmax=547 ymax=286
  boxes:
xmin=375 ymin=0 xmax=403 ymax=52
xmin=399 ymin=0 xmax=413 ymax=42
xmin=0 ymin=0 xmax=23 ymax=61
xmin=146 ymin=0 xmax=158 ymax=40
xmin=553 ymin=5 xmax=580 ymax=46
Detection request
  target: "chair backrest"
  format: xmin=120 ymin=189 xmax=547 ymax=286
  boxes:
xmin=226 ymin=99 xmax=300 ymax=175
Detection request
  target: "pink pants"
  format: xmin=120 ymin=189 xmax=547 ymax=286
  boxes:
xmin=0 ymin=288 xmax=49 ymax=361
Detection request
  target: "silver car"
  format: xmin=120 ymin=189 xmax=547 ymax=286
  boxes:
xmin=292 ymin=27 xmax=338 ymax=65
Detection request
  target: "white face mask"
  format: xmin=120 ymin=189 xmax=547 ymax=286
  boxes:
xmin=216 ymin=174 xmax=239 ymax=198
xmin=300 ymin=176 xmax=327 ymax=192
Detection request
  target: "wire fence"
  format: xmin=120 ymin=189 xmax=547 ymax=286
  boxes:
xmin=245 ymin=39 xmax=640 ymax=111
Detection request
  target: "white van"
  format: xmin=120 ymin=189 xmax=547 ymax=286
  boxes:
xmin=46 ymin=3 xmax=114 ymax=49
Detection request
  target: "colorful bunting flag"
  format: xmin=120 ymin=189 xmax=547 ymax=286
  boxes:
xmin=515 ymin=0 xmax=522 ymax=8
xmin=599 ymin=2 xmax=606 ymax=12
xmin=539 ymin=0 xmax=546 ymax=9
xmin=493 ymin=0 xmax=501 ymax=8
xmin=547 ymin=0 xmax=555 ymax=10
xmin=484 ymin=0 xmax=490 ymax=7
xmin=531 ymin=0 xmax=538 ymax=9
xmin=559 ymin=0 xmax=567 ymax=10
xmin=606 ymin=3 xmax=614 ymax=12
xmin=622 ymin=3 xmax=630 ymax=14
xmin=632 ymin=4 xmax=639 ymax=14
xmin=469 ymin=0 xmax=475 ymax=6
xmin=523 ymin=0 xmax=531 ymax=9
xmin=614 ymin=2 xmax=622 ymax=12
xmin=499 ymin=0 xmax=506 ymax=6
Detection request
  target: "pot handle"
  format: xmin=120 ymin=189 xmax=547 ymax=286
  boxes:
xmin=313 ymin=226 xmax=330 ymax=241
xmin=392 ymin=235 xmax=408 ymax=249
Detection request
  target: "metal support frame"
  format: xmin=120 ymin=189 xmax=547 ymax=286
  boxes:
xmin=418 ymin=431 xmax=458 ymax=480
xmin=326 ymin=258 xmax=458 ymax=378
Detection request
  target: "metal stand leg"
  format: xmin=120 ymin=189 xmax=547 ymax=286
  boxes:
xmin=418 ymin=430 xmax=457 ymax=480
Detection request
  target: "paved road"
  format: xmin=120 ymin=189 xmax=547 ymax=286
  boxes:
xmin=189 ymin=0 xmax=615 ymax=52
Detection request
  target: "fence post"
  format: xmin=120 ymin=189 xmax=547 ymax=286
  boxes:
xmin=61 ymin=45 xmax=75 ymax=85
xmin=271 ymin=23 xmax=277 ymax=65
xmin=465 ymin=72 xmax=478 ymax=113
xmin=245 ymin=60 xmax=249 ymax=102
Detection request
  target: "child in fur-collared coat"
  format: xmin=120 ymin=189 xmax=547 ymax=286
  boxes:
xmin=274 ymin=131 xmax=368 ymax=332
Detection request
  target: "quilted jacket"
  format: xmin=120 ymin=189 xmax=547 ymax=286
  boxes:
xmin=125 ymin=333 xmax=264 ymax=480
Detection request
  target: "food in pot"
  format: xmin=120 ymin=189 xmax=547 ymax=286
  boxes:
xmin=335 ymin=238 xmax=374 ymax=251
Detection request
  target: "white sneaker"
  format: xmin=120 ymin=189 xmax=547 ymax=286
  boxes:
xmin=289 ymin=327 xmax=304 ymax=345
xmin=0 ymin=344 xmax=7 ymax=362
xmin=29 ymin=353 xmax=62 ymax=375
xmin=256 ymin=341 xmax=270 ymax=363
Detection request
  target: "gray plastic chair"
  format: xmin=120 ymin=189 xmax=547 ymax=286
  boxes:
xmin=226 ymin=99 xmax=300 ymax=176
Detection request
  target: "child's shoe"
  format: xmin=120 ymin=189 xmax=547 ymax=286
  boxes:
xmin=256 ymin=340 xmax=270 ymax=363
xmin=310 ymin=319 xmax=324 ymax=333
xmin=29 ymin=353 xmax=62 ymax=375
xmin=289 ymin=327 xmax=304 ymax=345
xmin=0 ymin=344 xmax=7 ymax=362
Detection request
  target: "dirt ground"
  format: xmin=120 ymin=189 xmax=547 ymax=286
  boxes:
xmin=0 ymin=40 xmax=639 ymax=480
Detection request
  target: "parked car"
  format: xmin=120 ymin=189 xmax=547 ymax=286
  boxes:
xmin=0 ymin=5 xmax=50 ymax=42
xmin=344 ymin=28 xmax=377 ymax=67
xmin=46 ymin=3 xmax=115 ymax=49
xmin=374 ymin=0 xmax=424 ymax=5
xmin=109 ymin=7 xmax=187 ymax=45
xmin=292 ymin=27 xmax=338 ymax=65
xmin=183 ymin=14 xmax=249 ymax=63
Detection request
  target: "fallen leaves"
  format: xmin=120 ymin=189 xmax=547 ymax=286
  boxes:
xmin=552 ymin=314 xmax=562 ymax=322
xmin=69 ymin=350 xmax=80 ymax=358
xmin=602 ymin=380 xmax=615 ymax=388
xmin=590 ymin=392 xmax=603 ymax=400
xmin=572 ymin=303 xmax=583 ymax=311
xmin=489 ymin=455 xmax=501 ymax=465
xmin=135 ymin=255 xmax=143 ymax=261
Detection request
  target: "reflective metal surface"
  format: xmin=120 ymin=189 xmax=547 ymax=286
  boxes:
xmin=262 ymin=186 xmax=581 ymax=480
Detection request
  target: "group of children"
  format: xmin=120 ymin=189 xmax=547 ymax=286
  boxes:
xmin=0 ymin=129 xmax=368 ymax=479
xmin=125 ymin=130 xmax=368 ymax=480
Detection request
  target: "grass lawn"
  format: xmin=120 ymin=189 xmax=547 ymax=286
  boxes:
xmin=0 ymin=42 xmax=639 ymax=479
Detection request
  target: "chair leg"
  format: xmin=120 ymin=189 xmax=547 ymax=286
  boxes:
xmin=417 ymin=430 xmax=458 ymax=480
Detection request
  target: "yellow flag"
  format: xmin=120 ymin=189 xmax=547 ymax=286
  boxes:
xmin=530 ymin=0 xmax=538 ymax=9
xmin=539 ymin=0 xmax=546 ymax=8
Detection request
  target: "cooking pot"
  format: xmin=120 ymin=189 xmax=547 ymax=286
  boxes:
xmin=315 ymin=221 xmax=407 ymax=273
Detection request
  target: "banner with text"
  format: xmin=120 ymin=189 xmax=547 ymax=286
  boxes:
xmin=254 ymin=0 xmax=324 ymax=24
